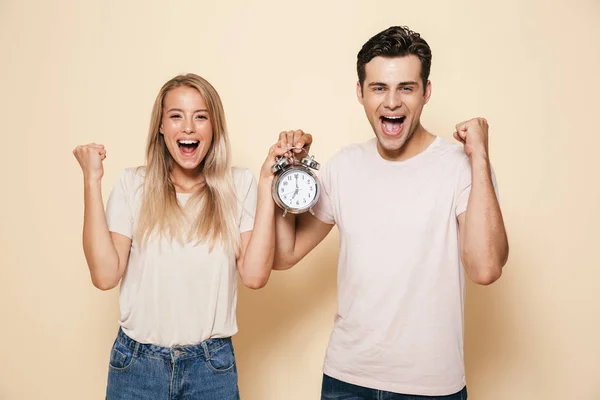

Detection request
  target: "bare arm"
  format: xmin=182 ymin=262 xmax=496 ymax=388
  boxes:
xmin=235 ymin=142 xmax=294 ymax=289
xmin=74 ymin=144 xmax=131 ymax=290
xmin=267 ymin=129 xmax=334 ymax=270
xmin=454 ymin=119 xmax=509 ymax=285
xmin=458 ymin=154 xmax=508 ymax=285
xmin=272 ymin=211 xmax=333 ymax=270
xmin=236 ymin=177 xmax=277 ymax=289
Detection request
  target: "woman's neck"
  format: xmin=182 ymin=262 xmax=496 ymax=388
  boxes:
xmin=170 ymin=165 xmax=205 ymax=193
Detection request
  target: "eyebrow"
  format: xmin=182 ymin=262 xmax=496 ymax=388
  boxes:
xmin=368 ymin=81 xmax=419 ymax=87
xmin=165 ymin=108 xmax=209 ymax=113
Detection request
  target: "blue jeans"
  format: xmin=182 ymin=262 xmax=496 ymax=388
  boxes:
xmin=321 ymin=374 xmax=467 ymax=400
xmin=106 ymin=328 xmax=240 ymax=400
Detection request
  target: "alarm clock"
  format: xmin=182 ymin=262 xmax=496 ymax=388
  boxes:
xmin=271 ymin=149 xmax=320 ymax=217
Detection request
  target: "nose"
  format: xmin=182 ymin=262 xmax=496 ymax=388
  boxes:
xmin=182 ymin=117 xmax=195 ymax=134
xmin=384 ymin=90 xmax=402 ymax=110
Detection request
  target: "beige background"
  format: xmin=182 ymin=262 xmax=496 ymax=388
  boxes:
xmin=1 ymin=0 xmax=599 ymax=399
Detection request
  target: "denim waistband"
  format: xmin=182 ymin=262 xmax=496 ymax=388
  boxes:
xmin=116 ymin=327 xmax=232 ymax=361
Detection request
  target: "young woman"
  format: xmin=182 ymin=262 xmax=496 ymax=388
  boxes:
xmin=73 ymin=73 xmax=286 ymax=399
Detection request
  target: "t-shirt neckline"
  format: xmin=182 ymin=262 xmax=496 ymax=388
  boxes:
xmin=372 ymin=135 xmax=441 ymax=166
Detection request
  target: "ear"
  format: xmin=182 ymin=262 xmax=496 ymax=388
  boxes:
xmin=356 ymin=81 xmax=364 ymax=105
xmin=159 ymin=123 xmax=164 ymax=135
xmin=423 ymin=80 xmax=432 ymax=105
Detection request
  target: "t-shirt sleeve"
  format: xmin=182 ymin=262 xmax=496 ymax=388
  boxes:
xmin=455 ymin=159 xmax=500 ymax=217
xmin=311 ymin=161 xmax=336 ymax=225
xmin=106 ymin=169 xmax=134 ymax=238
xmin=238 ymin=170 xmax=258 ymax=233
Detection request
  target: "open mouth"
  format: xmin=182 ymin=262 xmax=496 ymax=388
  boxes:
xmin=380 ymin=115 xmax=406 ymax=136
xmin=177 ymin=139 xmax=199 ymax=155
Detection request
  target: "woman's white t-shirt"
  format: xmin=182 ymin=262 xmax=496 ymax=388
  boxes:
xmin=105 ymin=167 xmax=257 ymax=347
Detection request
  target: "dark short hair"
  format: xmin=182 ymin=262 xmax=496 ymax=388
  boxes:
xmin=357 ymin=26 xmax=432 ymax=93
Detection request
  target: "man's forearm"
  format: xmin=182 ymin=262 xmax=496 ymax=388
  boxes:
xmin=462 ymin=154 xmax=509 ymax=284
xmin=272 ymin=209 xmax=297 ymax=270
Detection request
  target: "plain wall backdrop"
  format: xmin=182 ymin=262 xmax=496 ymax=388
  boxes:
xmin=1 ymin=0 xmax=599 ymax=398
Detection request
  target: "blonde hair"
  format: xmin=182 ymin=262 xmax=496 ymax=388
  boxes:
xmin=136 ymin=73 xmax=240 ymax=252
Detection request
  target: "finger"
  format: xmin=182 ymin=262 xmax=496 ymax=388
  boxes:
xmin=453 ymin=131 xmax=464 ymax=143
xmin=273 ymin=146 xmax=288 ymax=157
xmin=269 ymin=145 xmax=281 ymax=155
xmin=291 ymin=130 xmax=306 ymax=153
xmin=302 ymin=133 xmax=313 ymax=146
xmin=296 ymin=133 xmax=312 ymax=151
xmin=74 ymin=148 xmax=86 ymax=159
xmin=87 ymin=142 xmax=105 ymax=150
xmin=278 ymin=136 xmax=287 ymax=152
xmin=455 ymin=121 xmax=469 ymax=139
xmin=100 ymin=154 xmax=107 ymax=161
xmin=455 ymin=121 xmax=468 ymax=132
xmin=285 ymin=130 xmax=295 ymax=147
xmin=277 ymin=132 xmax=289 ymax=154
xmin=293 ymin=130 xmax=304 ymax=146
xmin=270 ymin=143 xmax=290 ymax=160
xmin=275 ymin=140 xmax=290 ymax=158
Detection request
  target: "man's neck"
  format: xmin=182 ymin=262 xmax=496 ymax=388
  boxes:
xmin=379 ymin=124 xmax=436 ymax=162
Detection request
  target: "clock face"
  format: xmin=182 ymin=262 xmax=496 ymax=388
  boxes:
xmin=276 ymin=168 xmax=318 ymax=211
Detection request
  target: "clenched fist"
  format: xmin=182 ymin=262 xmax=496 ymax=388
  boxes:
xmin=73 ymin=143 xmax=107 ymax=182
xmin=277 ymin=129 xmax=313 ymax=161
xmin=453 ymin=118 xmax=489 ymax=159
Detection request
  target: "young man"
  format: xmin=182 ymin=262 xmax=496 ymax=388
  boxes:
xmin=273 ymin=26 xmax=509 ymax=399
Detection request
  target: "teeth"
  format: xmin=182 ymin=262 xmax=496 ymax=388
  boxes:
xmin=178 ymin=140 xmax=198 ymax=144
xmin=382 ymin=116 xmax=404 ymax=120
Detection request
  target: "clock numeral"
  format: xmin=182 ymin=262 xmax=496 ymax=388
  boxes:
xmin=283 ymin=181 xmax=288 ymax=186
xmin=280 ymin=188 xmax=284 ymax=192
xmin=296 ymin=201 xmax=300 ymax=205
xmin=288 ymin=176 xmax=292 ymax=181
